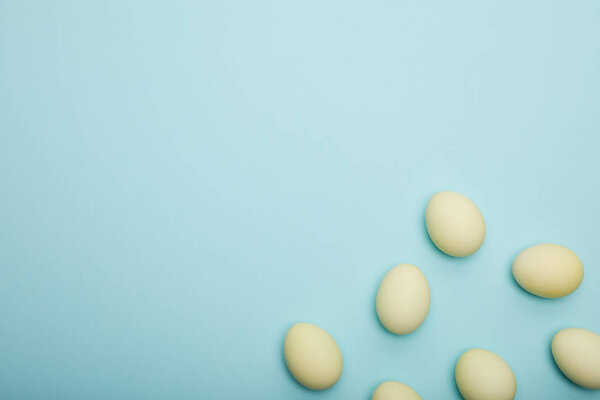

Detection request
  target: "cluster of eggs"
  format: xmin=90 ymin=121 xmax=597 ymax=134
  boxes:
xmin=283 ymin=191 xmax=600 ymax=399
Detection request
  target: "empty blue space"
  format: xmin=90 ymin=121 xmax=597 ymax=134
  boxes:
xmin=1 ymin=1 xmax=599 ymax=398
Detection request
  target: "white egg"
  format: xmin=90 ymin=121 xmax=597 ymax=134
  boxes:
xmin=455 ymin=349 xmax=516 ymax=400
xmin=283 ymin=323 xmax=343 ymax=390
xmin=512 ymin=243 xmax=583 ymax=298
xmin=425 ymin=191 xmax=486 ymax=257
xmin=552 ymin=328 xmax=600 ymax=389
xmin=376 ymin=264 xmax=430 ymax=335
xmin=371 ymin=380 xmax=422 ymax=400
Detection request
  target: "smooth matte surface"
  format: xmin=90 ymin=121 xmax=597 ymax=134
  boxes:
xmin=552 ymin=328 xmax=600 ymax=389
xmin=425 ymin=191 xmax=486 ymax=257
xmin=455 ymin=349 xmax=517 ymax=400
xmin=376 ymin=264 xmax=430 ymax=334
xmin=372 ymin=380 xmax=422 ymax=400
xmin=513 ymin=244 xmax=584 ymax=298
xmin=1 ymin=1 xmax=599 ymax=399
xmin=284 ymin=323 xmax=343 ymax=390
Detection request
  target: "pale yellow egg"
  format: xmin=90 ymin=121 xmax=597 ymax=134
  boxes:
xmin=371 ymin=380 xmax=422 ymax=400
xmin=455 ymin=349 xmax=516 ymax=400
xmin=552 ymin=328 xmax=600 ymax=389
xmin=425 ymin=191 xmax=486 ymax=257
xmin=512 ymin=243 xmax=583 ymax=298
xmin=376 ymin=264 xmax=430 ymax=335
xmin=283 ymin=323 xmax=343 ymax=390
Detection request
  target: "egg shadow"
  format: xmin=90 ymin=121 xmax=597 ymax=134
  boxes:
xmin=420 ymin=199 xmax=448 ymax=258
xmin=449 ymin=351 xmax=464 ymax=399
xmin=506 ymin=248 xmax=532 ymax=297
xmin=365 ymin=381 xmax=380 ymax=400
xmin=371 ymin=269 xmax=400 ymax=337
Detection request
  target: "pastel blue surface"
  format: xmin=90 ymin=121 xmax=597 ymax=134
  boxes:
xmin=1 ymin=1 xmax=599 ymax=399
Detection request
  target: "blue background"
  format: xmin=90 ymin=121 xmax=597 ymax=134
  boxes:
xmin=1 ymin=1 xmax=599 ymax=399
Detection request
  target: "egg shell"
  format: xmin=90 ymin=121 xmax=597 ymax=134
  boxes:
xmin=371 ymin=380 xmax=422 ymax=400
xmin=551 ymin=328 xmax=600 ymax=389
xmin=283 ymin=323 xmax=343 ymax=390
xmin=376 ymin=264 xmax=430 ymax=335
xmin=512 ymin=243 xmax=583 ymax=298
xmin=455 ymin=349 xmax=516 ymax=400
xmin=425 ymin=191 xmax=486 ymax=257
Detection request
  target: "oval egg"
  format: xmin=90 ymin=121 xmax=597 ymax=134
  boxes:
xmin=455 ymin=349 xmax=516 ymax=400
xmin=283 ymin=322 xmax=343 ymax=390
xmin=376 ymin=264 xmax=430 ymax=335
xmin=551 ymin=328 xmax=600 ymax=389
xmin=425 ymin=191 xmax=486 ymax=257
xmin=371 ymin=380 xmax=422 ymax=400
xmin=512 ymin=243 xmax=583 ymax=298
